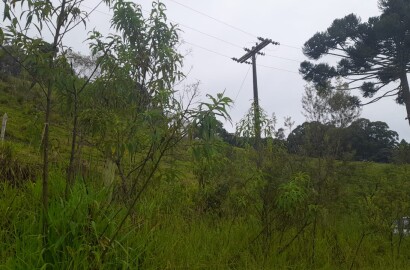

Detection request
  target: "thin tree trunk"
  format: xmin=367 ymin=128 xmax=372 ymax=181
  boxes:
xmin=116 ymin=161 xmax=128 ymax=197
xmin=400 ymin=71 xmax=410 ymax=126
xmin=261 ymin=192 xmax=271 ymax=249
xmin=42 ymin=92 xmax=51 ymax=244
xmin=66 ymin=91 xmax=78 ymax=198
xmin=101 ymin=135 xmax=175 ymax=261
xmin=42 ymin=0 xmax=67 ymax=247
xmin=349 ymin=233 xmax=366 ymax=270
xmin=311 ymin=214 xmax=318 ymax=266
xmin=277 ymin=220 xmax=310 ymax=255
xmin=397 ymin=225 xmax=404 ymax=258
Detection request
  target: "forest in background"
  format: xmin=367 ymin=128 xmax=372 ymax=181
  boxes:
xmin=1 ymin=0 xmax=410 ymax=269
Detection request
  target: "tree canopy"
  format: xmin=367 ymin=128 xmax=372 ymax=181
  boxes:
xmin=300 ymin=0 xmax=410 ymax=125
xmin=346 ymin=118 xmax=399 ymax=162
xmin=302 ymin=80 xmax=361 ymax=128
xmin=287 ymin=118 xmax=399 ymax=163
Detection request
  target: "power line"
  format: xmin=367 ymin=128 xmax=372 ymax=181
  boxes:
xmin=81 ymin=3 xmax=304 ymax=63
xmin=164 ymin=0 xmax=345 ymax=56
xmin=234 ymin=66 xmax=251 ymax=104
xmin=257 ymin=63 xmax=299 ymax=74
xmin=184 ymin=40 xmax=299 ymax=74
xmin=79 ymin=5 xmax=237 ymax=61
xmin=138 ymin=4 xmax=303 ymax=62
xmin=183 ymin=40 xmax=232 ymax=59
xmin=178 ymin=23 xmax=242 ymax=49
xmin=66 ymin=0 xmax=104 ymax=32
xmin=175 ymin=23 xmax=302 ymax=63
xmin=164 ymin=0 xmax=305 ymax=52
xmin=281 ymin=44 xmax=302 ymax=50
xmin=80 ymin=3 xmax=300 ymax=74
xmin=165 ymin=0 xmax=257 ymax=38
xmin=81 ymin=3 xmax=111 ymax=16
xmin=176 ymin=21 xmax=303 ymax=62
xmin=265 ymin=53 xmax=302 ymax=63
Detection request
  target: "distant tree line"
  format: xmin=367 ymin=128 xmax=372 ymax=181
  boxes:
xmin=213 ymin=117 xmax=407 ymax=164
xmin=287 ymin=118 xmax=401 ymax=163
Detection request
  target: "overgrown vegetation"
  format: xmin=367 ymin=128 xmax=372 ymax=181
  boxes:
xmin=1 ymin=0 xmax=410 ymax=269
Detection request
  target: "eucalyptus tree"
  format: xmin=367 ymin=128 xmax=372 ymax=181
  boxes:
xmin=300 ymin=0 xmax=410 ymax=125
xmin=82 ymin=2 xmax=235 ymax=257
xmin=236 ymin=104 xmax=295 ymax=250
xmin=190 ymin=92 xmax=232 ymax=189
xmin=86 ymin=0 xmax=184 ymax=197
xmin=1 ymin=0 xmax=109 ymax=243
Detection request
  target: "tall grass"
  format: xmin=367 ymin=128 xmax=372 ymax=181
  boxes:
xmin=1 ymin=161 xmax=410 ymax=269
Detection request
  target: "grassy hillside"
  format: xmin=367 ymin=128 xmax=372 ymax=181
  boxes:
xmin=1 ymin=77 xmax=410 ymax=269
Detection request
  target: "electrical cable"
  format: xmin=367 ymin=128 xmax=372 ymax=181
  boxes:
xmin=164 ymin=0 xmax=305 ymax=51
xmin=165 ymin=0 xmax=257 ymax=38
xmin=81 ymin=3 xmax=304 ymax=63
xmin=234 ymin=66 xmax=251 ymax=104
xmin=183 ymin=40 xmax=299 ymax=74
xmin=79 ymin=3 xmax=301 ymax=74
xmin=163 ymin=0 xmax=351 ymax=59
xmin=182 ymin=40 xmax=232 ymax=59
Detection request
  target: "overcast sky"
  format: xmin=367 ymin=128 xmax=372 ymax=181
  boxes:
xmin=47 ymin=0 xmax=410 ymax=140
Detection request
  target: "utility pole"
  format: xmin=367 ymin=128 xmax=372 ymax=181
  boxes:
xmin=233 ymin=37 xmax=279 ymax=151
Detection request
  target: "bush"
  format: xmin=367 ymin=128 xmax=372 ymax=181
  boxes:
xmin=0 ymin=144 xmax=40 ymax=186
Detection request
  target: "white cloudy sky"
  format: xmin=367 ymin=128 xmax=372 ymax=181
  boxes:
xmin=21 ymin=0 xmax=410 ymax=140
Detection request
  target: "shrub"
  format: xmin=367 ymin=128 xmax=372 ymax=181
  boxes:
xmin=0 ymin=144 xmax=39 ymax=186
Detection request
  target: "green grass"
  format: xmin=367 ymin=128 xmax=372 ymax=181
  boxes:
xmin=2 ymin=76 xmax=410 ymax=269
xmin=1 ymin=168 xmax=410 ymax=269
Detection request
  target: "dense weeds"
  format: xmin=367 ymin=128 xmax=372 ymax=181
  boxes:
xmin=0 ymin=144 xmax=39 ymax=186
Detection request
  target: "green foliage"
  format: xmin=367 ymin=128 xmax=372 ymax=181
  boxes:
xmin=287 ymin=121 xmax=339 ymax=157
xmin=302 ymin=80 xmax=361 ymax=128
xmin=89 ymin=0 xmax=183 ymax=104
xmin=0 ymin=148 xmax=409 ymax=269
xmin=0 ymin=45 xmax=22 ymax=77
xmin=287 ymin=118 xmax=399 ymax=162
xmin=0 ymin=143 xmax=40 ymax=185
xmin=193 ymin=92 xmax=232 ymax=141
xmin=347 ymin=118 xmax=399 ymax=162
xmin=2 ymin=1 xmax=410 ymax=269
xmin=82 ymin=0 xmax=188 ymax=202
xmin=300 ymin=0 xmax=410 ymax=123
xmin=277 ymin=173 xmax=313 ymax=215
xmin=190 ymin=92 xmax=233 ymax=191
xmin=393 ymin=139 xmax=410 ymax=164
xmin=236 ymin=102 xmax=277 ymax=141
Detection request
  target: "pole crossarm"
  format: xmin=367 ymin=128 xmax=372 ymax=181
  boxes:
xmin=231 ymin=37 xmax=279 ymax=154
xmin=232 ymin=37 xmax=279 ymax=63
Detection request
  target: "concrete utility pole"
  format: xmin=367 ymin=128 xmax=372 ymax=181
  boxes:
xmin=233 ymin=37 xmax=279 ymax=151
